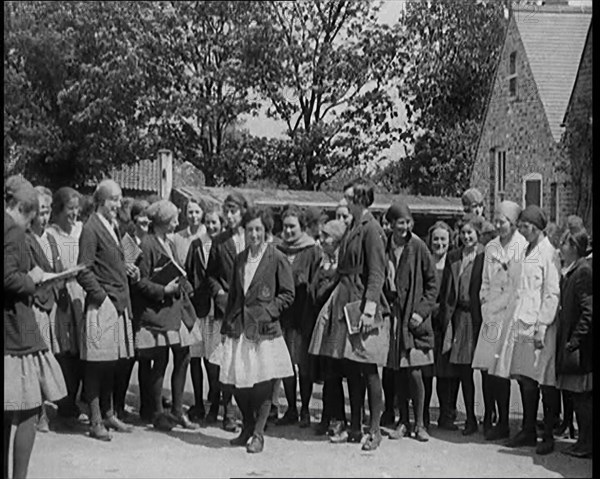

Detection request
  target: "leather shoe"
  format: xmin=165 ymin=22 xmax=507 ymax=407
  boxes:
xmin=361 ymin=431 xmax=382 ymax=451
xmin=89 ymin=423 xmax=112 ymax=441
xmin=562 ymin=444 xmax=592 ymax=459
xmin=222 ymin=417 xmax=239 ymax=432
xmin=389 ymin=422 xmax=410 ymax=440
xmin=438 ymin=418 xmax=459 ymax=431
xmin=187 ymin=405 xmax=205 ymax=423
xmin=536 ymin=437 xmax=554 ymax=455
xmin=276 ymin=409 xmax=299 ymax=426
xmin=485 ymin=425 xmax=510 ymax=441
xmin=299 ymin=409 xmax=310 ymax=428
xmin=414 ymin=426 xmax=430 ymax=442
xmin=463 ymin=420 xmax=478 ymax=436
xmin=346 ymin=429 xmax=364 ymax=443
xmin=230 ymin=427 xmax=254 ymax=447
xmin=104 ymin=415 xmax=133 ymax=433
xmin=246 ymin=434 xmax=264 ymax=453
xmin=153 ymin=413 xmax=175 ymax=431
xmin=169 ymin=412 xmax=199 ymax=430
xmin=205 ymin=408 xmax=219 ymax=424
xmin=505 ymin=430 xmax=537 ymax=448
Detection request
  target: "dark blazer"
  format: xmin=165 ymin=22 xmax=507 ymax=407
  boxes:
xmin=207 ymin=229 xmax=240 ymax=319
xmin=221 ymin=243 xmax=295 ymax=341
xmin=4 ymin=215 xmax=46 ymax=355
xmin=556 ymin=257 xmax=593 ymax=375
xmin=277 ymin=243 xmax=321 ymax=337
xmin=26 ymin=232 xmax=66 ymax=312
xmin=385 ymin=231 xmax=438 ymax=359
xmin=77 ymin=213 xmax=131 ymax=315
xmin=438 ymin=244 xmax=485 ymax=349
xmin=185 ymin=232 xmax=212 ymax=319
xmin=133 ymin=234 xmax=196 ymax=333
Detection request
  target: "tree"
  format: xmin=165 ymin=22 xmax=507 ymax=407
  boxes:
xmin=145 ymin=1 xmax=262 ymax=187
xmin=376 ymin=0 xmax=507 ymax=196
xmin=4 ymin=1 xmax=161 ymax=189
xmin=242 ymin=0 xmax=408 ymax=190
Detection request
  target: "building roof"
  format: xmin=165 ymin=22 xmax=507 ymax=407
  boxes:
xmin=110 ymin=158 xmax=161 ymax=193
xmin=173 ymin=186 xmax=464 ymax=217
xmin=515 ymin=6 xmax=591 ymax=142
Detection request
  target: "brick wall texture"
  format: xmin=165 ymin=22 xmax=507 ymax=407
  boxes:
xmin=470 ymin=15 xmax=587 ymax=229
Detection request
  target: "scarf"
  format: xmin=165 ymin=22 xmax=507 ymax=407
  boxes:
xmin=278 ymin=232 xmax=316 ymax=256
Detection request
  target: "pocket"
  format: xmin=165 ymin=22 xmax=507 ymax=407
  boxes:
xmin=560 ymin=347 xmax=581 ymax=375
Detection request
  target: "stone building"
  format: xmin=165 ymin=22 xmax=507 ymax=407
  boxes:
xmin=470 ymin=3 xmax=592 ymax=229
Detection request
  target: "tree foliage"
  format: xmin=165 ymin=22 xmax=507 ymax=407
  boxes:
xmin=242 ymin=0 xmax=407 ymax=190
xmin=375 ymin=0 xmax=507 ymax=196
xmin=4 ymin=1 xmax=161 ymax=189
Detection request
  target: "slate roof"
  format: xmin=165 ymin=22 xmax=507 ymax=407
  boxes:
xmin=516 ymin=6 xmax=592 ymax=142
xmin=174 ymin=186 xmax=464 ymax=217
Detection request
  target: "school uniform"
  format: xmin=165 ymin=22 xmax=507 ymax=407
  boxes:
xmin=385 ymin=231 xmax=438 ymax=370
xmin=77 ymin=213 xmax=134 ymax=361
xmin=133 ymin=234 xmax=198 ymax=351
xmin=172 ymin=225 xmax=207 ymax=269
xmin=4 ymin=215 xmax=66 ymax=411
xmin=215 ymin=243 xmax=295 ymax=388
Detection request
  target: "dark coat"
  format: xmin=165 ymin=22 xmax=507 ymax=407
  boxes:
xmin=385 ymin=231 xmax=438 ymax=365
xmin=26 ymin=232 xmax=66 ymax=312
xmin=329 ymin=211 xmax=390 ymax=366
xmin=207 ymin=229 xmax=240 ymax=319
xmin=132 ymin=234 xmax=196 ymax=333
xmin=221 ymin=243 xmax=295 ymax=341
xmin=4 ymin=215 xmax=46 ymax=355
xmin=185 ymin=232 xmax=213 ymax=319
xmin=438 ymin=245 xmax=485 ymax=352
xmin=77 ymin=213 xmax=131 ymax=315
xmin=277 ymin=243 xmax=321 ymax=337
xmin=556 ymin=257 xmax=593 ymax=375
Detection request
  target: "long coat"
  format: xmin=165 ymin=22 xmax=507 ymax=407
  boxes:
xmin=509 ymin=236 xmax=560 ymax=386
xmin=329 ymin=210 xmax=390 ymax=366
xmin=556 ymin=257 xmax=593 ymax=375
xmin=385 ymin=231 xmax=438 ymax=369
xmin=221 ymin=243 xmax=295 ymax=342
xmin=185 ymin=232 xmax=213 ymax=320
xmin=207 ymin=229 xmax=240 ymax=319
xmin=77 ymin=213 xmax=134 ymax=361
xmin=438 ymin=244 xmax=484 ymax=364
xmin=472 ymin=230 xmax=528 ymax=376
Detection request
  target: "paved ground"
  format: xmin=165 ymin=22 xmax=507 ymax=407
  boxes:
xmin=16 ymin=364 xmax=592 ymax=478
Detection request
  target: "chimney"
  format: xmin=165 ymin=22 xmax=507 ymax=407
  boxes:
xmin=158 ymin=149 xmax=173 ymax=199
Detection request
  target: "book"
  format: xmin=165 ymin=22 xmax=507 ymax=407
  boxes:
xmin=39 ymin=264 xmax=87 ymax=285
xmin=343 ymin=301 xmax=363 ymax=335
xmin=121 ymin=233 xmax=142 ymax=265
xmin=150 ymin=259 xmax=187 ymax=286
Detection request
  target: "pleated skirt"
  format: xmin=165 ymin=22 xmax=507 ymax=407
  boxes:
xmin=212 ymin=334 xmax=294 ymax=389
xmin=4 ymin=351 xmax=67 ymax=411
xmin=190 ymin=316 xmax=223 ymax=359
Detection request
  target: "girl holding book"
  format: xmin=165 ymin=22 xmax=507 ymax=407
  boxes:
xmin=133 ymin=199 xmax=200 ymax=431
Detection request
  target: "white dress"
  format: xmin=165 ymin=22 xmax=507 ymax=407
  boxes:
xmin=211 ymin=245 xmax=294 ymax=389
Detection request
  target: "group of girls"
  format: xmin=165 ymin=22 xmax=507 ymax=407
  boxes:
xmin=4 ymin=176 xmax=593 ymax=479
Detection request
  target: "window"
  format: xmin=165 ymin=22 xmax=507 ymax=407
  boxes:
xmin=496 ymin=150 xmax=507 ymax=194
xmin=508 ymin=51 xmax=518 ymax=98
xmin=549 ymin=182 xmax=559 ymax=223
xmin=523 ymin=173 xmax=542 ymax=208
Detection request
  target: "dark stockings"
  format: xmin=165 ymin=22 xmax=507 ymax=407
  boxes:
xmin=190 ymin=358 xmax=221 ymax=413
xmin=5 ymin=408 xmax=39 ymax=479
xmin=572 ymin=391 xmax=593 ymax=451
xmin=137 ymin=357 xmax=153 ymax=417
xmin=423 ymin=375 xmax=433 ymax=427
xmin=147 ymin=349 xmax=169 ymax=417
xmin=234 ymin=380 xmax=275 ymax=437
xmin=85 ymin=361 xmax=117 ymax=425
xmin=490 ymin=375 xmax=511 ymax=429
xmin=397 ymin=368 xmax=426 ymax=429
xmin=113 ymin=358 xmax=134 ymax=417
xmin=481 ymin=370 xmax=495 ymax=426
xmin=382 ymin=367 xmax=396 ymax=414
xmin=170 ymin=346 xmax=191 ymax=416
xmin=540 ymin=385 xmax=560 ymax=441
xmin=518 ymin=377 xmax=540 ymax=435
xmin=345 ymin=361 xmax=383 ymax=435
xmin=456 ymin=365 xmax=476 ymax=425
xmin=54 ymin=353 xmax=82 ymax=418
